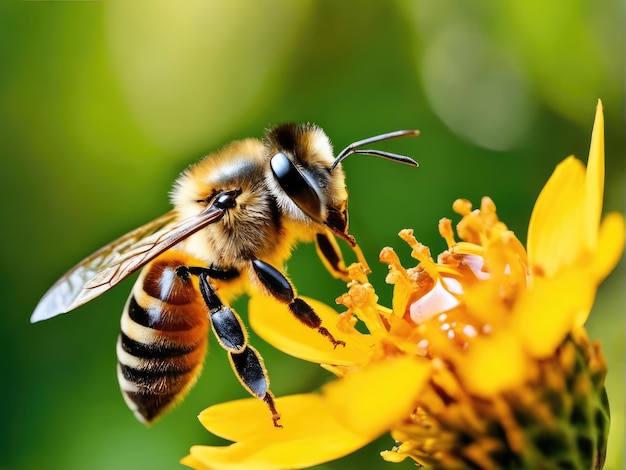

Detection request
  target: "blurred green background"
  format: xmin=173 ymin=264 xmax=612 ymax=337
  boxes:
xmin=1 ymin=1 xmax=623 ymax=469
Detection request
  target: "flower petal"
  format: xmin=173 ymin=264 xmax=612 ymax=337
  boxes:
xmin=184 ymin=394 xmax=374 ymax=469
xmin=197 ymin=396 xmax=284 ymax=442
xmin=323 ymin=355 xmax=430 ymax=439
xmin=458 ymin=332 xmax=526 ymax=397
xmin=249 ymin=294 xmax=374 ymax=365
xmin=584 ymin=100 xmax=605 ymax=251
xmin=527 ymin=156 xmax=586 ymax=277
xmin=592 ymin=212 xmax=625 ymax=282
xmin=516 ymin=268 xmax=593 ymax=356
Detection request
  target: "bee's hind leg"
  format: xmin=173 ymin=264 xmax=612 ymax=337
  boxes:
xmin=192 ymin=269 xmax=281 ymax=427
xmin=250 ymin=258 xmax=345 ymax=348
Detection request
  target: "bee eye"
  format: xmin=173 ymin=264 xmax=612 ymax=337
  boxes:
xmin=270 ymin=152 xmax=322 ymax=222
xmin=214 ymin=189 xmax=240 ymax=209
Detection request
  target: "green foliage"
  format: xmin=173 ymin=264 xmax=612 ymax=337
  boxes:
xmin=1 ymin=1 xmax=622 ymax=469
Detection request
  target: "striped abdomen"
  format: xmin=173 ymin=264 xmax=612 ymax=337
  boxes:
xmin=117 ymin=251 xmax=209 ymax=424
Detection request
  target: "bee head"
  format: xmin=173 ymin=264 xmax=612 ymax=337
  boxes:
xmin=265 ymin=123 xmax=352 ymax=242
xmin=266 ymin=123 xmax=419 ymax=245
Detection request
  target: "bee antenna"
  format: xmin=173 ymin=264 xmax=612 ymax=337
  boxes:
xmin=330 ymin=129 xmax=420 ymax=172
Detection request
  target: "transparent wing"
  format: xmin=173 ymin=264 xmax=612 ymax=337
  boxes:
xmin=32 ymin=195 xmax=231 ymax=323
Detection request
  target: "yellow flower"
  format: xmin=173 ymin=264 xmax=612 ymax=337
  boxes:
xmin=182 ymin=101 xmax=624 ymax=470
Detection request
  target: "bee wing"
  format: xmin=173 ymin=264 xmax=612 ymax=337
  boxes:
xmin=32 ymin=198 xmax=229 ymax=323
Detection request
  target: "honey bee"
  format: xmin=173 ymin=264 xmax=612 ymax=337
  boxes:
xmin=31 ymin=123 xmax=418 ymax=426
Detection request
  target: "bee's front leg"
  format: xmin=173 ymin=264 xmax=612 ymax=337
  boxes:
xmin=250 ymin=259 xmax=346 ymax=348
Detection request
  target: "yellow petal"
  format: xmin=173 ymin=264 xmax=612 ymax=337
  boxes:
xmin=458 ymin=332 xmax=526 ymax=397
xmin=584 ymin=100 xmax=605 ymax=251
xmin=249 ymin=294 xmax=374 ymax=365
xmin=323 ymin=355 xmax=430 ymax=439
xmin=516 ymin=268 xmax=593 ymax=356
xmin=180 ymin=454 xmax=212 ymax=470
xmin=592 ymin=212 xmax=625 ymax=282
xmin=462 ymin=277 xmax=509 ymax=327
xmin=527 ymin=156 xmax=586 ymax=277
xmin=197 ymin=396 xmax=285 ymax=442
xmin=182 ymin=448 xmax=260 ymax=470
xmin=184 ymin=394 xmax=373 ymax=469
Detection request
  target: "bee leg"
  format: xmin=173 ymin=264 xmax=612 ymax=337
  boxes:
xmin=198 ymin=271 xmax=246 ymax=352
xmin=206 ymin=264 xmax=239 ymax=281
xmin=229 ymin=345 xmax=281 ymax=427
xmin=316 ymin=232 xmax=371 ymax=281
xmin=251 ymin=259 xmax=346 ymax=348
xmin=315 ymin=233 xmax=350 ymax=281
xmin=197 ymin=271 xmax=281 ymax=427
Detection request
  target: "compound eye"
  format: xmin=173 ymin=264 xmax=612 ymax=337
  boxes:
xmin=214 ymin=189 xmax=240 ymax=209
xmin=270 ymin=152 xmax=322 ymax=222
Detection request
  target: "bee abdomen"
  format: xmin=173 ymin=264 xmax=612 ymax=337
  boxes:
xmin=117 ymin=253 xmax=209 ymax=424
